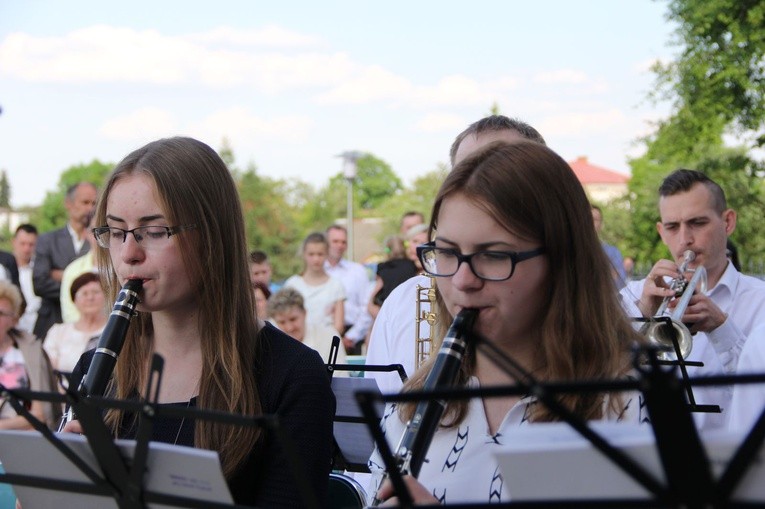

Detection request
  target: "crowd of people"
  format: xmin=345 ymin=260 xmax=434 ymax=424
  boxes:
xmin=0 ymin=114 xmax=763 ymax=507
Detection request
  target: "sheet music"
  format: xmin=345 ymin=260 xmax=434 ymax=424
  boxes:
xmin=0 ymin=430 xmax=233 ymax=508
xmin=494 ymin=422 xmax=765 ymax=502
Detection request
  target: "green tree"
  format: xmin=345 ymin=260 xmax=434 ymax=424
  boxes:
xmin=329 ymin=153 xmax=402 ymax=211
xmin=236 ymin=163 xmax=303 ymax=281
xmin=377 ymin=163 xmax=448 ymax=237
xmin=29 ymin=160 xmax=113 ymax=232
xmin=625 ymin=0 xmax=765 ymax=268
xmin=654 ymin=0 xmax=765 ymax=141
xmin=0 ymin=170 xmax=9 ymax=207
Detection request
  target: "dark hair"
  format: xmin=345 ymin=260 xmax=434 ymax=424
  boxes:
xmin=659 ymin=169 xmax=727 ymax=214
xmin=66 ymin=181 xmax=97 ymax=201
xmin=302 ymin=231 xmax=328 ymax=251
xmin=449 ymin=115 xmax=546 ymax=165
xmin=249 ymin=250 xmax=269 ymax=265
xmin=326 ymin=224 xmax=347 ymax=235
xmin=14 ymin=223 xmax=38 ymax=236
xmin=252 ymin=280 xmax=272 ymax=300
xmin=403 ymin=140 xmax=639 ymax=425
xmin=70 ymin=271 xmax=101 ymax=301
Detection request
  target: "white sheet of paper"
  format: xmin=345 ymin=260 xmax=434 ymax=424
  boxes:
xmin=0 ymin=430 xmax=233 ymax=508
xmin=494 ymin=422 xmax=765 ymax=502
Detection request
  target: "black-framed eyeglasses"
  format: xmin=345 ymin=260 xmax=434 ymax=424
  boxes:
xmin=416 ymin=241 xmax=545 ymax=281
xmin=92 ymin=225 xmax=196 ymax=249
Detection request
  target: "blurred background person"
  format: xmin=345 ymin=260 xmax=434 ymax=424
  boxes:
xmin=399 ymin=211 xmax=425 ymax=237
xmin=268 ymin=287 xmax=347 ymax=373
xmin=368 ymin=235 xmax=417 ymax=319
xmin=0 ymin=280 xmax=56 ymax=430
xmin=33 ymin=181 xmax=97 ymax=340
xmin=285 ymin=232 xmax=345 ymax=336
xmin=404 ymin=223 xmax=430 ymax=272
xmin=249 ymin=250 xmax=282 ymax=294
xmin=252 ymin=280 xmax=272 ymax=321
xmin=591 ymin=204 xmax=626 ymax=288
xmin=325 ymin=224 xmax=372 ymax=355
xmin=60 ymin=211 xmax=98 ymax=323
xmin=43 ymin=272 xmax=107 ymax=376
xmin=12 ymin=224 xmax=41 ymax=334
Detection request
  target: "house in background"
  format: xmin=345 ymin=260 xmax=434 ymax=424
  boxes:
xmin=568 ymin=156 xmax=629 ymax=204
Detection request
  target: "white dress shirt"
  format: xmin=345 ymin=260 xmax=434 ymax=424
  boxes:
xmin=620 ymin=262 xmax=765 ymax=429
xmin=325 ymin=258 xmax=373 ymax=343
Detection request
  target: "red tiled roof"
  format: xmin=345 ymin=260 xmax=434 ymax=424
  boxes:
xmin=568 ymin=156 xmax=629 ymax=184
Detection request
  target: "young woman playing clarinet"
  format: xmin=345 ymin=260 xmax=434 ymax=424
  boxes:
xmin=65 ymin=136 xmax=335 ymax=507
xmin=370 ymin=140 xmax=646 ymax=505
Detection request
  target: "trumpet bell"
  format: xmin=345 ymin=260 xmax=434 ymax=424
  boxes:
xmin=645 ymin=318 xmax=693 ymax=361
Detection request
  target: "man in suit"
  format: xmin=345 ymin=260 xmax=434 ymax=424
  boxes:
xmin=33 ymin=182 xmax=97 ymax=339
xmin=0 ymin=250 xmax=19 ymax=287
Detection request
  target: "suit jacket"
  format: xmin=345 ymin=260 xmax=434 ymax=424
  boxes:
xmin=32 ymin=226 xmax=89 ymax=339
xmin=0 ymin=251 xmax=20 ymax=287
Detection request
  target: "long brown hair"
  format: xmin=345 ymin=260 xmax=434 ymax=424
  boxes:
xmin=402 ymin=141 xmax=641 ymax=425
xmin=95 ymin=137 xmax=260 ymax=477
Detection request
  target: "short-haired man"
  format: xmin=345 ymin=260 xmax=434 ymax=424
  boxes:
xmin=12 ymin=223 xmax=41 ymax=333
xmin=399 ymin=211 xmax=425 ymax=237
xmin=365 ymin=115 xmax=546 ymax=393
xmin=33 ymin=181 xmax=97 ymax=339
xmin=324 ymin=224 xmax=372 ymax=355
xmin=621 ymin=169 xmax=765 ymax=429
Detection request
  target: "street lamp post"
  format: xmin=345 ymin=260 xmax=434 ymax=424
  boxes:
xmin=338 ymin=151 xmax=361 ymax=262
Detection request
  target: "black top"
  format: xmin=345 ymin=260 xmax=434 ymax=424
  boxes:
xmin=374 ymin=258 xmax=418 ymax=305
xmin=72 ymin=322 xmax=336 ymax=507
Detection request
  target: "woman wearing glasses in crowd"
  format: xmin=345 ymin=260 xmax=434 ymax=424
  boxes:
xmin=65 ymin=137 xmax=335 ymax=507
xmin=370 ymin=141 xmax=646 ymax=505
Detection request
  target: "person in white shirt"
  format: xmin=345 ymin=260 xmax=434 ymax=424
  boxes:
xmin=370 ymin=141 xmax=646 ymax=505
xmin=365 ymin=115 xmax=547 ymax=394
xmin=11 ymin=224 xmax=41 ymax=334
xmin=324 ymin=224 xmax=372 ymax=354
xmin=285 ymin=232 xmax=345 ymax=333
xmin=620 ymin=169 xmax=765 ymax=430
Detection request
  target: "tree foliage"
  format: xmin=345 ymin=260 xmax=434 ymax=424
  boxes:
xmin=625 ymin=0 xmax=765 ymax=270
xmin=654 ymin=0 xmax=765 ymax=139
xmin=30 ymin=160 xmax=113 ymax=232
xmin=0 ymin=170 xmax=10 ymax=208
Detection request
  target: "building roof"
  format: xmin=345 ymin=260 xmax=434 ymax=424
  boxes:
xmin=568 ymin=156 xmax=629 ymax=185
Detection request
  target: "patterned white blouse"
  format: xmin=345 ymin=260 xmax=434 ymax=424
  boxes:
xmin=368 ymin=376 xmax=648 ymax=504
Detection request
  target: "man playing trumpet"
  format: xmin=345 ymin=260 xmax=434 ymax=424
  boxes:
xmin=621 ymin=169 xmax=765 ymax=430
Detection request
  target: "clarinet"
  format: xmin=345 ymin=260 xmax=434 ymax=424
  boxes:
xmin=58 ymin=279 xmax=143 ymax=430
xmin=371 ymin=308 xmax=477 ymax=506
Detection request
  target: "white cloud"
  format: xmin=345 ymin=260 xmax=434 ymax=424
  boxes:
xmin=533 ymin=69 xmax=589 ymax=85
xmin=414 ymin=113 xmax=465 ymax=133
xmin=98 ymin=107 xmax=178 ymax=141
xmin=537 ymin=108 xmax=627 ymax=137
xmin=0 ymin=25 xmax=350 ymax=89
xmin=187 ymin=107 xmax=315 ymax=142
xmin=315 ymin=65 xmax=413 ymax=104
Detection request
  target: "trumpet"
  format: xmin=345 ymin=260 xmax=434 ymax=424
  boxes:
xmin=641 ymin=250 xmax=707 ymax=360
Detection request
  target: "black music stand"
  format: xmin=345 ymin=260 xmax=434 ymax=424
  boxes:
xmin=354 ymin=338 xmax=765 ymax=508
xmin=324 ymin=336 xmax=407 ymax=473
xmin=0 ymin=354 xmax=320 ymax=509
xmin=633 ymin=316 xmax=721 ymax=414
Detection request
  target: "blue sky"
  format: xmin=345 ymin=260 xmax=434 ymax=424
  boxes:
xmin=0 ymin=1 xmax=676 ymax=208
